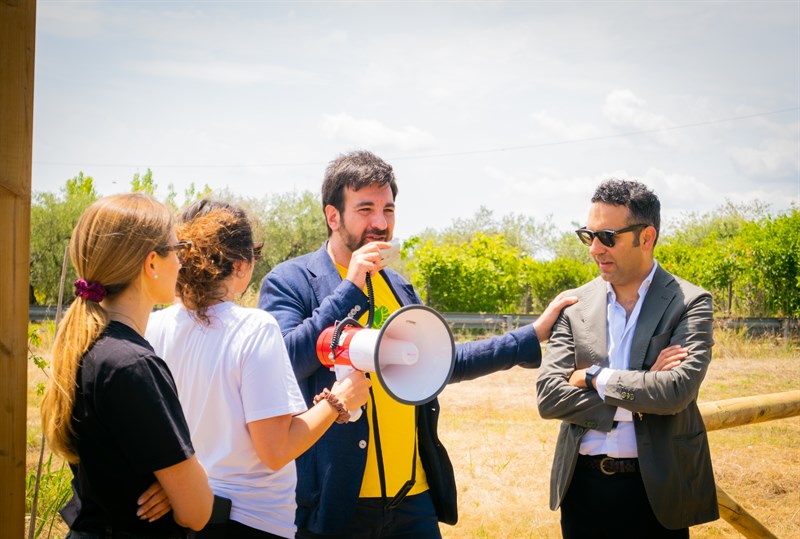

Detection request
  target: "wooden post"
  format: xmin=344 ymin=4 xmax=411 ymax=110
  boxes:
xmin=716 ymin=486 xmax=777 ymax=539
xmin=699 ymin=390 xmax=800 ymax=432
xmin=0 ymin=0 xmax=37 ymax=536
xmin=699 ymin=391 xmax=800 ymax=537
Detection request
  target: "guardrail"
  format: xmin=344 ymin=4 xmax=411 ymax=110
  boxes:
xmin=29 ymin=305 xmax=57 ymax=322
xmin=440 ymin=312 xmax=797 ymax=336
xmin=28 ymin=306 xmax=797 ymax=336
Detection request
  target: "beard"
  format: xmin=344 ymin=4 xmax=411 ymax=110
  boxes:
xmin=339 ymin=223 xmax=390 ymax=253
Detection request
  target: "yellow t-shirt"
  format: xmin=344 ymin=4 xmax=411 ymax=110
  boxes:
xmin=335 ymin=265 xmax=429 ymax=498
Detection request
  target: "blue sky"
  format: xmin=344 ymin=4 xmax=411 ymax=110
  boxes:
xmin=33 ymin=1 xmax=799 ymax=240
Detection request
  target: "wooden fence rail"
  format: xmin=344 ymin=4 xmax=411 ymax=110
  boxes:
xmin=699 ymin=390 xmax=800 ymax=538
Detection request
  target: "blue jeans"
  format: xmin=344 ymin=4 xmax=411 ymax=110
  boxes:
xmin=297 ymin=492 xmax=441 ymax=539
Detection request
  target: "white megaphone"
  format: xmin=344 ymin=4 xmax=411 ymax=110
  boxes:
xmin=316 ymin=304 xmax=456 ymax=422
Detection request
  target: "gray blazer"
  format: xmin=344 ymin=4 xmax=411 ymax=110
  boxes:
xmin=536 ymin=264 xmax=719 ymax=529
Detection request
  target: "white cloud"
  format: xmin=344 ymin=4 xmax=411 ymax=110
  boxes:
xmin=530 ymin=110 xmax=600 ymax=141
xmin=483 ymin=165 xmax=734 ymax=236
xmin=640 ymin=168 xmax=717 ymax=206
xmin=133 ymin=61 xmax=317 ymax=85
xmin=729 ymin=138 xmax=800 ymax=180
xmin=602 ymin=90 xmax=677 ymax=146
xmin=38 ymin=0 xmax=105 ymax=38
xmin=319 ymin=113 xmax=437 ymax=153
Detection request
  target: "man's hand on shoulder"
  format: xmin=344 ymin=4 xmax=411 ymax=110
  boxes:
xmin=533 ymin=289 xmax=579 ymax=343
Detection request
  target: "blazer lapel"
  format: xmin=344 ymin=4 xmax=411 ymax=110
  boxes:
xmin=307 ymin=243 xmax=342 ymax=304
xmin=580 ymin=278 xmax=610 ymax=367
xmin=629 ymin=265 xmax=676 ymax=370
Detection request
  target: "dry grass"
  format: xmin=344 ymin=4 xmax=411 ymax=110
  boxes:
xmin=26 ymin=327 xmax=798 ymax=538
xmin=438 ymin=329 xmax=800 ymax=538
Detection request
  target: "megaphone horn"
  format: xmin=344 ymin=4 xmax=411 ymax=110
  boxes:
xmin=316 ymin=305 xmax=456 ymax=419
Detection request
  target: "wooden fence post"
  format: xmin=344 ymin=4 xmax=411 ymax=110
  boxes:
xmin=716 ymin=486 xmax=777 ymax=539
xmin=0 ymin=0 xmax=37 ymax=536
xmin=699 ymin=391 xmax=800 ymax=538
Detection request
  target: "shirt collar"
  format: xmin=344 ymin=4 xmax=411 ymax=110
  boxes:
xmin=606 ymin=260 xmax=659 ymax=302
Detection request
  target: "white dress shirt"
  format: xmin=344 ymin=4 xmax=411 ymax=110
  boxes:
xmin=578 ymin=261 xmax=659 ymax=458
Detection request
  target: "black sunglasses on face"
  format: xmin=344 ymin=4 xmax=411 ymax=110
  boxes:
xmin=575 ymin=224 xmax=649 ymax=248
xmin=155 ymin=240 xmax=193 ymax=263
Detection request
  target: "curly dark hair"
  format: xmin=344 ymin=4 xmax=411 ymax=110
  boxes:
xmin=321 ymin=150 xmax=398 ymax=236
xmin=175 ymin=199 xmax=256 ymax=324
xmin=592 ymin=178 xmax=661 ymax=246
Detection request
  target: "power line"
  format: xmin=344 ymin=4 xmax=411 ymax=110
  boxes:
xmin=33 ymin=106 xmax=800 ymax=169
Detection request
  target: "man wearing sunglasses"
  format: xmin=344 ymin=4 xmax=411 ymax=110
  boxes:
xmin=536 ymin=179 xmax=718 ymax=538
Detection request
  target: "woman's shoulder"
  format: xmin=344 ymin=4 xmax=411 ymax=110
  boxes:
xmin=225 ymin=303 xmax=281 ymax=331
xmin=85 ymin=324 xmax=171 ymax=383
xmin=147 ymin=304 xmax=184 ymax=329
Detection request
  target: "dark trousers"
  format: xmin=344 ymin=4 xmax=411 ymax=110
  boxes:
xmin=561 ymin=458 xmax=690 ymax=539
xmin=193 ymin=520 xmax=287 ymax=539
xmin=296 ymin=492 xmax=441 ymax=539
xmin=67 ymin=530 xmax=187 ymax=539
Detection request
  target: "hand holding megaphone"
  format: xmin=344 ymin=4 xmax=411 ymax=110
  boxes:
xmin=329 ymin=368 xmax=371 ymax=422
xmin=345 ymin=240 xmax=395 ymax=289
xmin=379 ymin=239 xmax=401 ymax=266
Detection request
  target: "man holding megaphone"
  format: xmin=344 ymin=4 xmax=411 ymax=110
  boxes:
xmin=258 ymin=150 xmax=576 ymax=539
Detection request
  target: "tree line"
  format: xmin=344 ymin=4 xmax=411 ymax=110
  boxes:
xmin=29 ymin=172 xmax=799 ymax=318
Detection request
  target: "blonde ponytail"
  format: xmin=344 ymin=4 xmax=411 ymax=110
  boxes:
xmin=40 ymin=193 xmax=173 ymax=462
xmin=41 ymin=298 xmax=107 ymax=462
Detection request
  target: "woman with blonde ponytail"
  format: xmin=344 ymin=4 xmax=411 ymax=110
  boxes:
xmin=41 ymin=193 xmax=213 ymax=538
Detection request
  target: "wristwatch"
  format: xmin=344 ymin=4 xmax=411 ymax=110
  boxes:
xmin=585 ymin=364 xmax=603 ymax=389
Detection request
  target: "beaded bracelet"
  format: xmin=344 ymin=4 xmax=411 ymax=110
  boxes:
xmin=313 ymin=388 xmax=351 ymax=424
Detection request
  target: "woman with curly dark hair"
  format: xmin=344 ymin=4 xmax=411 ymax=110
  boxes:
xmin=146 ymin=199 xmax=370 ymax=539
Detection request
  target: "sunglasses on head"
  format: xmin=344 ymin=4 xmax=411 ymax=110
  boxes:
xmin=155 ymin=240 xmax=193 ymax=263
xmin=575 ymin=224 xmax=649 ymax=248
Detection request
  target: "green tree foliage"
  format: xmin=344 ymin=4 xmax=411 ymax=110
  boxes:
xmin=412 ymin=233 xmax=527 ymax=312
xmin=522 ymin=257 xmax=596 ymax=313
xmin=552 ymin=228 xmax=594 ymax=265
xmin=28 ymin=176 xmax=797 ymax=318
xmin=257 ymin=191 xmax=328 ymax=272
xmin=130 ymin=168 xmax=156 ymax=195
xmin=164 ymin=181 xmax=213 ymax=213
xmin=658 ymin=202 xmax=798 ymax=318
xmin=30 ymin=173 xmax=99 ymax=304
xmin=414 ymin=206 xmax=558 ymax=258
xmin=742 ymin=209 xmax=800 ymax=317
xmin=207 ymin=189 xmax=327 ymax=294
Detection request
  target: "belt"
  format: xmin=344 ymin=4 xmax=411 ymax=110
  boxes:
xmin=577 ymin=454 xmax=639 ymax=475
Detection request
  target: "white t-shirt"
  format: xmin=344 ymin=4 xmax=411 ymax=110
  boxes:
xmin=147 ymin=302 xmax=307 ymax=538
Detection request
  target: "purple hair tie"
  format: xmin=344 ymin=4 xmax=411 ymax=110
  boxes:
xmin=74 ymin=279 xmax=107 ymax=302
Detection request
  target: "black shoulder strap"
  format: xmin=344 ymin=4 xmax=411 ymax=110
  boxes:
xmin=368 ymin=381 xmax=418 ymax=510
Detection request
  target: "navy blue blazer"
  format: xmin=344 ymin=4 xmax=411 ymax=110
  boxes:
xmin=259 ymin=243 xmax=543 ymax=535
